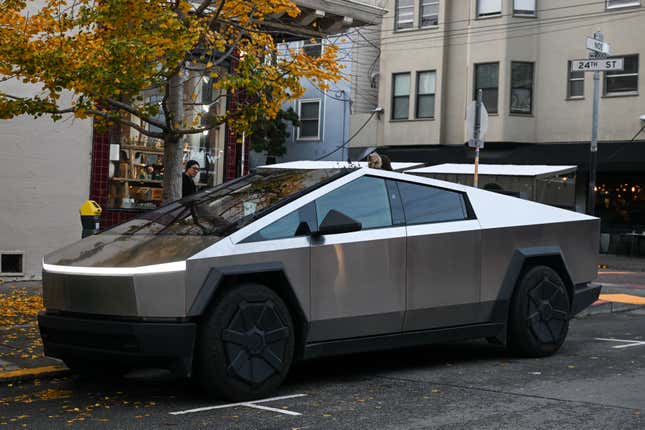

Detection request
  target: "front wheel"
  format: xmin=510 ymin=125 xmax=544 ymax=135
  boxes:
xmin=195 ymin=283 xmax=295 ymax=401
xmin=507 ymin=265 xmax=570 ymax=357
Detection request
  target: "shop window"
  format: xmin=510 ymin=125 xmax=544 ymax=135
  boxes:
xmin=1 ymin=252 xmax=23 ymax=275
xmin=392 ymin=72 xmax=411 ymax=119
xmin=395 ymin=0 xmax=414 ymax=30
xmin=605 ymin=54 xmax=639 ymax=95
xmin=514 ymin=0 xmax=536 ymax=16
xmin=474 ymin=62 xmax=499 ymax=114
xmin=297 ymin=99 xmax=321 ymax=140
xmin=420 ymin=0 xmax=440 ymax=26
xmin=478 ymin=0 xmax=502 ymax=17
xmin=606 ymin=0 xmax=640 ymax=8
xmin=416 ymin=71 xmax=436 ymax=118
xmin=568 ymin=61 xmax=585 ymax=98
xmin=510 ymin=62 xmax=534 ymax=114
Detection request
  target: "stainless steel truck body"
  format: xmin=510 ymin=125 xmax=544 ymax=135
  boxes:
xmin=39 ymin=167 xmax=600 ymax=400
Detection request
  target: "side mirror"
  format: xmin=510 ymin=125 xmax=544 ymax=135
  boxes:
xmin=313 ymin=209 xmax=362 ymax=237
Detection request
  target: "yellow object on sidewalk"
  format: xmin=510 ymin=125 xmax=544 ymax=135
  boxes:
xmin=79 ymin=200 xmax=102 ymax=216
xmin=599 ymin=293 xmax=645 ymax=305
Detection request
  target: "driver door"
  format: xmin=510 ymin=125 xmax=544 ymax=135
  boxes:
xmin=308 ymin=176 xmax=406 ymax=341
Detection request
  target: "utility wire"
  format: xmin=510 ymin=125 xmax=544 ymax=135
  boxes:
xmin=315 ymin=111 xmax=377 ymax=161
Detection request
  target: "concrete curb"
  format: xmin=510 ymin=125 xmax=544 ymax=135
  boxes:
xmin=0 ymin=365 xmax=70 ymax=384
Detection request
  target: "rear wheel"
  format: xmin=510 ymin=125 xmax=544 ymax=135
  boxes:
xmin=508 ymin=265 xmax=570 ymax=357
xmin=195 ymin=283 xmax=295 ymax=401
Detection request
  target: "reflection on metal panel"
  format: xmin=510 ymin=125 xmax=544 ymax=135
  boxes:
xmin=309 ymin=228 xmax=406 ymax=341
xmin=42 ymin=271 xmax=137 ymax=316
xmin=186 ymin=241 xmax=311 ymax=319
xmin=480 ymin=220 xmax=599 ymax=302
xmin=404 ymin=224 xmax=482 ymax=330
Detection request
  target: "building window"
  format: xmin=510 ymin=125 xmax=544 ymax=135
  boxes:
xmin=478 ymin=0 xmax=502 ymax=17
xmin=510 ymin=62 xmax=534 ymax=114
xmin=605 ymin=54 xmax=639 ymax=95
xmin=392 ymin=73 xmax=411 ymax=119
xmin=1 ymin=252 xmax=23 ymax=275
xmin=303 ymin=38 xmax=322 ymax=58
xmin=297 ymin=99 xmax=321 ymax=139
xmin=514 ymin=0 xmax=536 ymax=16
xmin=420 ymin=0 xmax=439 ymax=26
xmin=606 ymin=0 xmax=640 ymax=9
xmin=416 ymin=71 xmax=436 ymax=118
xmin=474 ymin=63 xmax=499 ymax=114
xmin=568 ymin=61 xmax=584 ymax=98
xmin=395 ymin=0 xmax=414 ymax=30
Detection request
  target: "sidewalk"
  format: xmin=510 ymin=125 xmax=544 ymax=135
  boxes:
xmin=1 ymin=254 xmax=645 ymax=384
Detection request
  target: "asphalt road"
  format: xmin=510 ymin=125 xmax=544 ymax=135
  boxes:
xmin=2 ymin=310 xmax=645 ymax=430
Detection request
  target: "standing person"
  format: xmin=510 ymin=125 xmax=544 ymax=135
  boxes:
xmin=182 ymin=160 xmax=200 ymax=197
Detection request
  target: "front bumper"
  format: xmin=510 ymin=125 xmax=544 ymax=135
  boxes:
xmin=38 ymin=312 xmax=196 ymax=376
xmin=570 ymin=283 xmax=602 ymax=316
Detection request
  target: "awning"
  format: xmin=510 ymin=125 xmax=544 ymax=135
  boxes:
xmin=377 ymin=141 xmax=645 ymax=173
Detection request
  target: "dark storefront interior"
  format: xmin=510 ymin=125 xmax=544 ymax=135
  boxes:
xmin=378 ymin=140 xmax=645 ymax=254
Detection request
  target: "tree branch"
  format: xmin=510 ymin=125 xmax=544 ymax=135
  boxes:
xmin=87 ymin=109 xmax=165 ymax=139
xmin=105 ymin=97 xmax=167 ymax=130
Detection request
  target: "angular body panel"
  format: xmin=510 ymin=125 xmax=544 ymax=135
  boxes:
xmin=38 ymin=166 xmax=600 ymax=397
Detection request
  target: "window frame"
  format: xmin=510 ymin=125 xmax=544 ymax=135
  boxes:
xmin=604 ymin=54 xmax=639 ymax=96
xmin=513 ymin=0 xmax=537 ymax=16
xmin=419 ymin=0 xmax=440 ymax=27
xmin=567 ymin=60 xmax=585 ymax=99
xmin=415 ymin=70 xmax=436 ymax=119
xmin=297 ymin=99 xmax=321 ymax=140
xmin=395 ymin=0 xmax=414 ymax=30
xmin=392 ymin=72 xmax=411 ymax=120
xmin=474 ymin=62 xmax=499 ymax=114
xmin=302 ymin=38 xmax=323 ymax=58
xmin=510 ymin=61 xmax=534 ymax=114
xmin=477 ymin=0 xmax=502 ymax=17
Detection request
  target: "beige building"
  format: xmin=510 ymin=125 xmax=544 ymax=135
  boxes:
xmin=350 ymin=0 xmax=645 ymax=234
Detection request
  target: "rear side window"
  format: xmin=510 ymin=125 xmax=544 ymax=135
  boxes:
xmin=315 ymin=176 xmax=393 ymax=229
xmin=397 ymin=181 xmax=469 ymax=224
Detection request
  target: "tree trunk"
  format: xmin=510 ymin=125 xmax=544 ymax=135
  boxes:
xmin=162 ymin=71 xmax=185 ymax=202
xmin=163 ymin=134 xmax=183 ymax=202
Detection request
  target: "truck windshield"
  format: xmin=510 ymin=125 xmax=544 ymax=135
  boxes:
xmin=45 ymin=168 xmax=348 ymax=267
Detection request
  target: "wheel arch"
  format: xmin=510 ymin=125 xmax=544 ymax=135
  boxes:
xmin=490 ymin=246 xmax=575 ymax=343
xmin=188 ymin=262 xmax=308 ymax=360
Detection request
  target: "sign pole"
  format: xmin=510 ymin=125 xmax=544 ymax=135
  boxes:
xmin=587 ymin=32 xmax=603 ymax=216
xmin=474 ymin=89 xmax=482 ymax=188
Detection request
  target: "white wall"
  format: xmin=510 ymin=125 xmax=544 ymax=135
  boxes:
xmin=0 ymin=80 xmax=92 ymax=279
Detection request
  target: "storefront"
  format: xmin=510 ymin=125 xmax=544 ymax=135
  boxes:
xmin=379 ymin=140 xmax=645 ymax=234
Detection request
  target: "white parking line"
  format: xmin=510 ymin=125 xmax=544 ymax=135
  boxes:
xmin=170 ymin=393 xmax=307 ymax=416
xmin=595 ymin=338 xmax=645 ymax=349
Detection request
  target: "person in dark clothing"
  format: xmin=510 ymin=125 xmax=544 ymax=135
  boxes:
xmin=182 ymin=160 xmax=200 ymax=197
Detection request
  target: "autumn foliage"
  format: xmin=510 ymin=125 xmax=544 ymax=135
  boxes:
xmin=0 ymin=0 xmax=342 ymax=200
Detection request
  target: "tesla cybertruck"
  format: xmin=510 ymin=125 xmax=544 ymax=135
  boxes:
xmin=39 ymin=167 xmax=600 ymax=400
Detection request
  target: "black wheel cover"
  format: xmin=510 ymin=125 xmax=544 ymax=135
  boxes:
xmin=222 ymin=299 xmax=290 ymax=384
xmin=526 ymin=274 xmax=569 ymax=344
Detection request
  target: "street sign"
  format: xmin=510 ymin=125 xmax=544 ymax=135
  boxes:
xmin=465 ymin=101 xmax=488 ymax=141
xmin=586 ymin=37 xmax=611 ymax=55
xmin=571 ymin=58 xmax=624 ymax=72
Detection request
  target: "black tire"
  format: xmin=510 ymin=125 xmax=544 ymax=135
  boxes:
xmin=195 ymin=283 xmax=295 ymax=401
xmin=508 ymin=265 xmax=570 ymax=357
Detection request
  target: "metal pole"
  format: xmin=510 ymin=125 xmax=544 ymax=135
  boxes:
xmin=474 ymin=89 xmax=482 ymax=188
xmin=587 ymin=31 xmax=603 ymax=216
